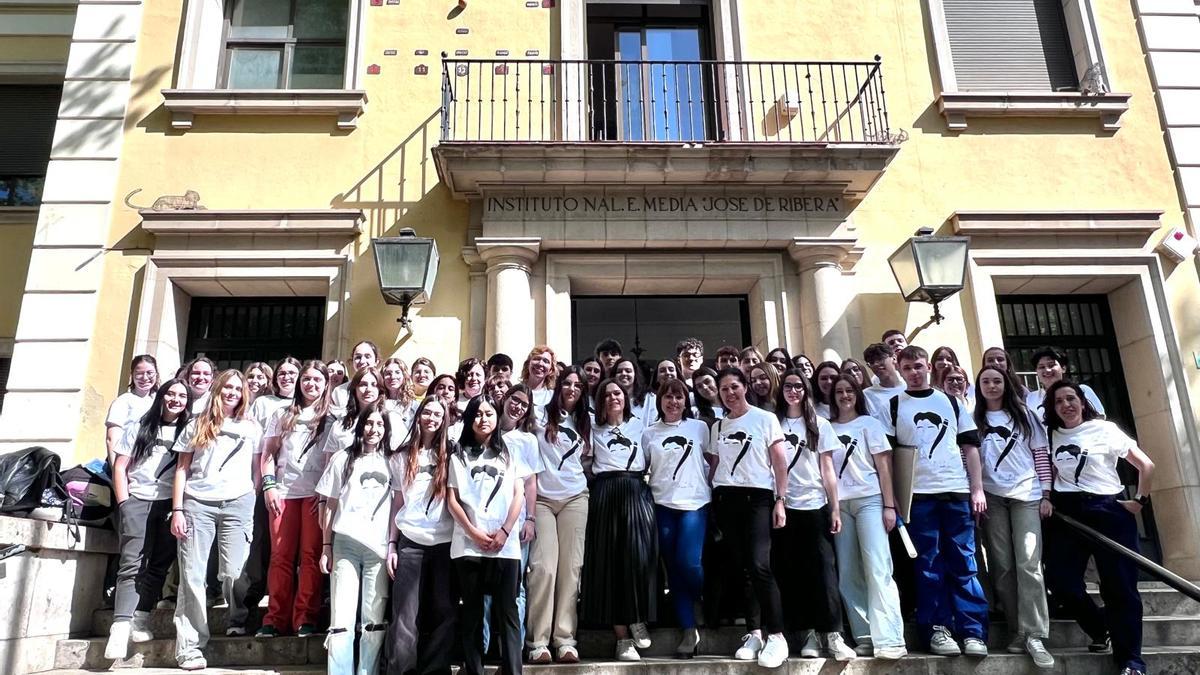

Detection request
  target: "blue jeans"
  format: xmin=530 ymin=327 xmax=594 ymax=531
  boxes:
xmin=834 ymin=494 xmax=905 ymax=648
xmin=482 ymin=541 xmax=529 ymax=653
xmin=909 ymin=496 xmax=988 ymax=645
xmin=655 ymin=505 xmax=707 ymax=629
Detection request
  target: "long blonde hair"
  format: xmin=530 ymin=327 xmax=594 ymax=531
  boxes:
xmin=380 ymin=357 xmax=415 ymax=408
xmin=191 ymin=369 xmax=251 ymax=450
xmin=281 ymin=360 xmax=332 ymax=435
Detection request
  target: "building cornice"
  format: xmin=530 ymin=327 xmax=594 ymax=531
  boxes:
xmin=139 ymin=208 xmax=364 ymax=236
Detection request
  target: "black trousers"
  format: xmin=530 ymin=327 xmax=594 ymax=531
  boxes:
xmin=1045 ymin=492 xmax=1145 ymax=672
xmin=713 ymin=486 xmax=784 ymax=635
xmin=456 ymin=556 xmax=521 ymax=675
xmin=388 ymin=538 xmax=456 ymax=675
xmin=772 ymin=504 xmax=843 ymax=632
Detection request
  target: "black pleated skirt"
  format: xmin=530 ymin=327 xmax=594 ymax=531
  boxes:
xmin=579 ymin=471 xmax=658 ymax=625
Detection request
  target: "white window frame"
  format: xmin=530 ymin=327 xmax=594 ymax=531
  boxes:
xmin=927 ymin=0 xmax=1131 ymax=132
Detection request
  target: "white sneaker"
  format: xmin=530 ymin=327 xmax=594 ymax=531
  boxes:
xmin=854 ymin=639 xmax=874 ymax=657
xmin=757 ymin=634 xmax=789 ymax=669
xmin=527 ymin=646 xmax=551 ymax=664
xmin=963 ymin=637 xmax=988 ymax=657
xmin=615 ymin=638 xmax=640 ymax=661
xmin=825 ymin=632 xmax=856 ymax=661
xmin=799 ymin=629 xmax=820 ymax=658
xmin=104 ymin=620 xmax=130 ymax=660
xmin=929 ymin=625 xmax=961 ymax=656
xmin=630 ymin=622 xmax=651 ymax=649
xmin=1026 ymin=637 xmax=1055 ymax=669
xmin=129 ymin=611 xmax=154 ymax=643
xmin=875 ymin=645 xmax=908 ymax=660
xmin=734 ymin=632 xmax=764 ymax=660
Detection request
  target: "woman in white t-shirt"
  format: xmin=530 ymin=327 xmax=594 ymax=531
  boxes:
xmin=580 ymin=357 xmax=604 ymax=403
xmin=749 ymin=363 xmax=780 ymax=414
xmin=385 ymin=397 xmax=456 ymax=674
xmin=708 ymin=368 xmax=791 ymax=668
xmin=447 ymin=397 xmax=528 ymax=675
xmin=169 ymin=369 xmax=263 ymax=672
xmin=316 ymin=401 xmax=393 ymax=675
xmin=810 ymin=361 xmax=840 ymax=420
xmin=250 ymin=357 xmax=299 ymax=429
xmin=327 ymin=360 xmax=347 ymax=390
xmin=690 ymin=366 xmax=724 ymax=423
xmin=642 ymin=378 xmax=712 ymax=658
xmin=456 ymin=357 xmax=487 ymax=410
xmin=322 ymin=366 xmax=383 ymax=456
xmin=105 ymin=354 xmax=160 ymax=467
xmin=520 ymin=345 xmax=557 ymax=424
xmin=381 ymin=357 xmax=416 ymax=420
xmin=410 ymin=357 xmax=436 ymax=399
xmin=612 ymin=357 xmax=654 ymax=425
xmin=827 ymin=374 xmax=906 ymax=660
xmin=581 ymin=378 xmax=656 ymax=661
xmin=973 ymin=366 xmax=1054 ymax=668
xmin=1042 ymin=380 xmax=1154 ymax=675
xmin=526 ymin=366 xmax=591 ymax=664
xmin=770 ymin=369 xmax=854 ymax=661
xmin=244 ymin=362 xmax=274 ymax=406
xmin=183 ymin=357 xmax=215 ymax=416
xmin=257 ymin=360 xmax=334 ymax=639
xmin=330 ymin=340 xmax=381 ymax=414
xmin=104 ymin=378 xmax=192 ymax=661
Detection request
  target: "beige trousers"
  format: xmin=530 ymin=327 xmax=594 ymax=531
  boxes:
xmin=525 ymin=490 xmax=588 ymax=650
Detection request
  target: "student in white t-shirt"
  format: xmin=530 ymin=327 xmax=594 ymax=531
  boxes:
xmin=880 ymin=346 xmax=988 ymax=659
xmin=581 ymin=378 xmax=655 ymax=662
xmin=385 ymin=397 xmax=456 ymax=675
xmin=105 ymin=354 xmax=160 ymax=467
xmin=380 ymin=357 xmax=417 ymax=424
xmin=1042 ymin=380 xmax=1154 ymax=675
xmin=330 ymin=340 xmax=381 ymax=414
xmin=104 ymin=378 xmax=192 ymax=661
xmin=256 ymin=360 xmax=334 ymax=639
xmin=183 ymin=357 xmax=215 ymax=416
xmin=810 ymin=361 xmax=840 ymax=420
xmin=973 ymin=366 xmax=1054 ymax=668
xmin=250 ymin=358 xmax=299 ymax=429
xmin=526 ymin=366 xmax=591 ymax=664
xmin=447 ymin=397 xmax=528 ymax=675
xmin=1025 ymin=346 xmax=1106 ymax=424
xmin=612 ymin=357 xmax=655 ymax=425
xmin=321 ymin=366 xmax=383 ymax=457
xmin=169 ymin=369 xmax=263 ymax=672
xmin=827 ymin=374 xmax=906 ymax=660
xmin=862 ymin=343 xmax=906 ymax=422
xmin=690 ymin=366 xmax=725 ymax=423
xmin=580 ymin=357 xmax=604 ymax=402
xmin=316 ymin=401 xmax=393 ymax=675
xmin=980 ymin=347 xmax=1030 ymax=397
xmin=243 ymin=362 xmax=273 ymax=407
xmin=642 ymin=378 xmax=712 ymax=658
xmin=410 ymin=357 xmax=436 ymax=399
xmin=749 ymin=363 xmax=780 ymax=415
xmin=426 ymin=374 xmax=461 ymax=438
xmin=708 ymin=367 xmax=790 ymax=668
xmin=770 ymin=369 xmax=854 ymax=662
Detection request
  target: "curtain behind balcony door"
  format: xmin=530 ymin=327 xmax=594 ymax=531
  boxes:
xmin=942 ymin=0 xmax=1079 ymax=92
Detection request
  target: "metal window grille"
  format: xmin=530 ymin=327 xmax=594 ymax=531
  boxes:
xmin=185 ymin=297 xmax=325 ymax=372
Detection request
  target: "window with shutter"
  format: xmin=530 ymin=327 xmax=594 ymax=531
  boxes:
xmin=943 ymin=0 xmax=1078 ymax=92
xmin=0 ymin=85 xmax=62 ymax=206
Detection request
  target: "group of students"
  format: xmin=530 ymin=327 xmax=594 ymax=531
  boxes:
xmin=99 ymin=330 xmax=1155 ymax=675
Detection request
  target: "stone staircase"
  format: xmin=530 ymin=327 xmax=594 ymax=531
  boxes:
xmin=37 ymin=584 xmax=1200 ymax=674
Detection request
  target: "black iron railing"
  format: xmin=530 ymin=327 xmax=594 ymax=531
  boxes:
xmin=439 ymin=56 xmax=891 ymax=144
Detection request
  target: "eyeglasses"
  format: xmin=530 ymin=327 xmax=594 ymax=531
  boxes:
xmin=944 ymin=377 xmax=967 ymax=385
xmin=507 ymin=399 xmax=530 ymax=410
xmin=782 ymin=383 xmax=806 ymax=391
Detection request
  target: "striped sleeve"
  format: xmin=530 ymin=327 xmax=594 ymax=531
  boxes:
xmin=1033 ymin=446 xmax=1053 ymax=493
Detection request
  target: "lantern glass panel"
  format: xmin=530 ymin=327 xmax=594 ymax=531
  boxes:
xmin=888 ymin=243 xmax=920 ymax=300
xmin=375 ymin=240 xmax=431 ymax=291
xmin=912 ymin=238 xmax=968 ymax=288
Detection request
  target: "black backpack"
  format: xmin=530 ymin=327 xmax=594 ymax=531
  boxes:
xmin=0 ymin=446 xmax=68 ymax=516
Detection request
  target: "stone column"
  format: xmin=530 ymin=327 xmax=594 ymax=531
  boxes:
xmin=789 ymin=237 xmax=860 ymax=363
xmin=461 ymin=247 xmax=488 ymax=358
xmin=477 ymin=238 xmax=541 ymax=361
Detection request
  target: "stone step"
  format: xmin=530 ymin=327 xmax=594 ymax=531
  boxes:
xmin=34 ymin=648 xmax=1200 ymax=675
xmin=55 ymin=618 xmax=1200 ymax=670
xmin=1086 ymin=585 xmax=1200 ymax=617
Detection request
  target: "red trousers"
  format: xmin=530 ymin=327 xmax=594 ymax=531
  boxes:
xmin=263 ymin=495 xmax=323 ymax=632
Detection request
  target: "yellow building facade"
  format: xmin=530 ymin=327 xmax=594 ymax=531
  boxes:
xmin=2 ymin=0 xmax=1200 ymax=575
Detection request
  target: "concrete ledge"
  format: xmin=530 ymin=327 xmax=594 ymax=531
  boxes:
xmin=140 ymin=208 xmax=364 ymax=236
xmin=953 ymin=210 xmax=1163 ymax=235
xmin=938 ymin=91 xmax=1132 ymax=132
xmin=0 ymin=515 xmax=117 ymax=555
xmin=161 ymin=89 xmax=368 ymax=131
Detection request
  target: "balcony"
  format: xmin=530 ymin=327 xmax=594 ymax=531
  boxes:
xmin=431 ymin=57 xmax=901 ymax=199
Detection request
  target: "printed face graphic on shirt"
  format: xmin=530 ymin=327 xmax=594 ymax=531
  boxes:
xmin=145 ymin=437 xmax=178 ymax=478
xmin=359 ymin=470 xmax=392 ymax=516
xmin=1054 ymin=443 xmax=1088 ymax=485
xmin=467 ymin=454 xmax=507 ymax=512
xmin=837 ymin=434 xmax=858 ymax=478
xmin=784 ymin=431 xmax=808 ymax=470
xmin=662 ymin=435 xmax=694 ymax=480
xmin=983 ymin=424 xmax=1020 ymax=472
xmin=415 ymin=461 xmax=439 ymax=513
xmin=721 ymin=430 xmax=755 ymax=475
xmin=555 ymin=425 xmax=583 ymax=470
xmin=198 ymin=429 xmax=247 ymax=475
xmin=912 ymin=412 xmax=949 ymax=459
xmin=605 ymin=426 xmax=641 ymax=471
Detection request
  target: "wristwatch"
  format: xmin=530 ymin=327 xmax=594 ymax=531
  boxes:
xmin=1136 ymin=494 xmax=1151 ymax=507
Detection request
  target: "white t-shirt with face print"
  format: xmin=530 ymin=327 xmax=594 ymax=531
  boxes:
xmin=830 ymin=415 xmax=892 ymax=501
xmin=531 ymin=387 xmax=554 ymax=427
xmin=106 ymin=392 xmax=154 ymax=429
xmin=780 ymin=415 xmax=840 ymax=510
xmin=449 ymin=445 xmax=531 ymax=560
xmin=708 ymin=406 xmax=786 ymax=491
xmin=881 ymin=389 xmax=976 ymax=495
xmin=980 ymin=408 xmax=1048 ymax=501
xmin=317 ymin=449 xmax=393 ymax=559
xmin=115 ymin=422 xmax=182 ymax=501
xmin=1049 ymin=419 xmax=1134 ymax=495
xmin=389 ymin=447 xmax=454 ymax=546
xmin=174 ymin=417 xmax=263 ymax=501
xmin=864 ymin=383 xmax=906 ymax=423
xmin=1026 ymin=384 xmax=1106 ymax=424
xmin=535 ymin=416 xmax=589 ymax=501
xmin=265 ymin=407 xmax=332 ymax=499
xmin=643 ymin=418 xmax=712 ymax=510
xmin=591 ymin=417 xmax=648 ymax=474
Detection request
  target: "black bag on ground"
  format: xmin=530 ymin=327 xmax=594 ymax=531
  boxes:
xmin=0 ymin=446 xmax=67 ymax=517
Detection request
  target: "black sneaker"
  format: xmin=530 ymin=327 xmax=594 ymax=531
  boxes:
xmin=1088 ymin=635 xmax=1111 ymax=653
xmin=255 ymin=625 xmax=279 ymax=639
xmin=297 ymin=624 xmax=319 ymax=637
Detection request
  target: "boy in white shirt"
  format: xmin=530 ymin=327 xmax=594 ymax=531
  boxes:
xmin=881 ymin=346 xmax=988 ymax=658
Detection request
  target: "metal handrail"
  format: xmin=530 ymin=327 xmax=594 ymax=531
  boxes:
xmin=1053 ymin=511 xmax=1200 ymax=603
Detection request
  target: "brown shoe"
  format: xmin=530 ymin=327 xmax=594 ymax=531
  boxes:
xmin=556 ymin=645 xmax=580 ymax=663
xmin=527 ymin=646 xmax=552 ymax=664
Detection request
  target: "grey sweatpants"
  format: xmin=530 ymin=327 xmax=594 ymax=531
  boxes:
xmin=174 ymin=492 xmax=255 ymax=664
xmin=114 ymin=497 xmax=176 ymax=620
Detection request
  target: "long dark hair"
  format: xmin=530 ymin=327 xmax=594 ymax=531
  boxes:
xmin=973 ymin=366 xmax=1033 ymax=440
xmin=827 ymin=373 xmax=870 ymax=423
xmin=341 ymin=366 xmax=382 ymax=430
xmin=458 ymin=395 xmax=508 ymax=462
xmin=690 ymin=366 xmax=720 ymax=420
xmin=810 ymin=360 xmax=841 ymax=406
xmin=545 ymin=365 xmax=591 ymax=446
xmin=593 ymin=377 xmax=633 ymax=426
xmin=130 ymin=378 xmax=192 ymax=466
xmin=427 ymin=373 xmax=460 ymax=425
xmin=126 ymin=354 xmax=160 ymax=394
xmin=342 ymin=400 xmax=391 ymax=485
xmin=396 ymin=395 xmax=450 ymax=506
xmin=775 ymin=368 xmax=819 ymax=449
xmin=502 ymin=383 xmax=537 ymax=434
xmin=611 ymin=357 xmax=649 ymax=407
xmin=1042 ymin=380 xmax=1100 ymax=432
